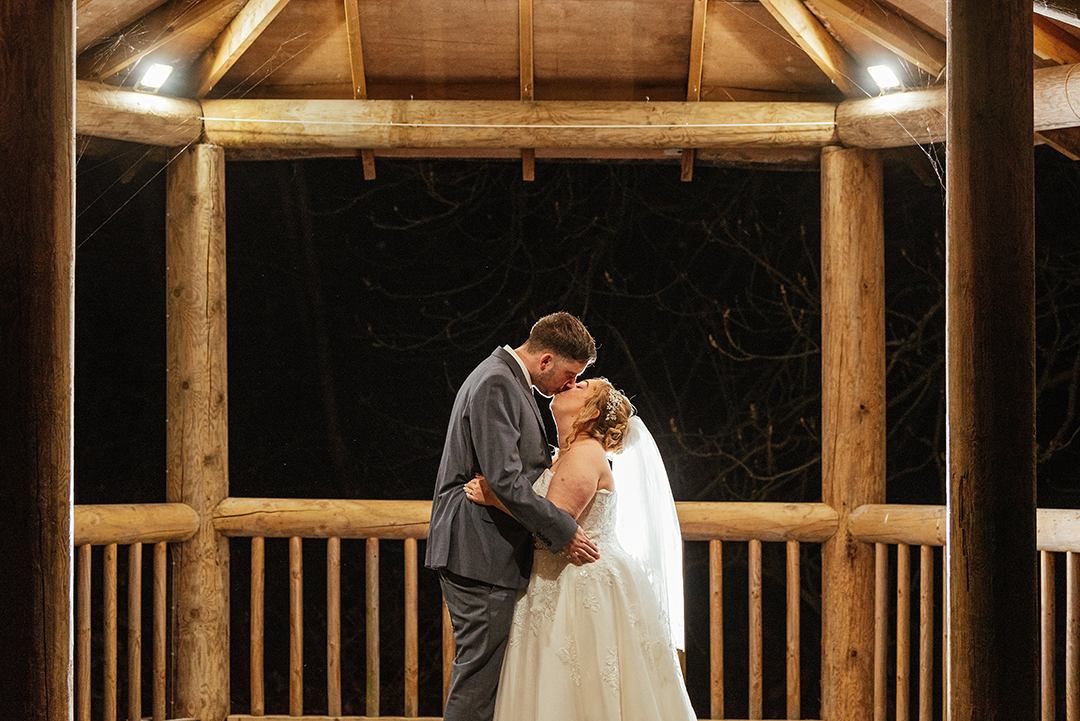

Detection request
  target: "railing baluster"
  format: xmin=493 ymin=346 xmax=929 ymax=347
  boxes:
xmin=290 ymin=536 xmax=304 ymax=715
xmin=1067 ymin=551 xmax=1078 ymax=721
xmin=367 ymin=537 xmax=380 ymax=716
xmin=874 ymin=542 xmax=887 ymax=721
xmin=405 ymin=537 xmax=419 ymax=717
xmin=749 ymin=538 xmax=762 ymax=720
xmin=786 ymin=540 xmax=800 ymax=720
xmin=153 ymin=542 xmax=167 ymax=721
xmin=328 ymin=537 xmax=342 ymax=716
xmin=77 ymin=544 xmax=91 ymax=721
xmin=128 ymin=542 xmax=143 ymax=721
xmin=710 ymin=539 xmax=724 ymax=720
xmin=104 ymin=543 xmax=118 ymax=721
xmin=897 ymin=543 xmax=910 ymax=721
xmin=442 ymin=599 xmax=453 ymax=710
xmin=919 ymin=545 xmax=934 ymax=721
xmin=251 ymin=536 xmax=265 ymax=716
xmin=1042 ymin=550 xmax=1056 ymax=721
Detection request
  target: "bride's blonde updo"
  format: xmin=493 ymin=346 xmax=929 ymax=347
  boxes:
xmin=569 ymin=378 xmax=633 ymax=454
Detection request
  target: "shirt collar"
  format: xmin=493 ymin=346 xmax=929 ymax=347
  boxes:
xmin=503 ymin=344 xmax=533 ymax=388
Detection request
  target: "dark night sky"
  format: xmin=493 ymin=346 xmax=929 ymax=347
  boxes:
xmin=72 ymin=147 xmax=1080 ymax=716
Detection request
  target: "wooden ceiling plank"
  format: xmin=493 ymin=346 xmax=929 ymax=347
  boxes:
xmin=342 ymin=0 xmax=375 ymax=179
xmin=188 ymin=0 xmax=294 ymax=98
xmin=808 ymin=0 xmax=945 ymax=76
xmin=682 ymin=0 xmax=709 ymax=181
xmin=758 ymin=0 xmax=868 ymax=97
xmin=1034 ymin=14 xmax=1080 ymax=65
xmin=520 ymin=0 xmax=535 ymax=180
xmin=77 ymin=0 xmax=170 ymax=54
xmin=77 ymin=0 xmax=240 ymax=81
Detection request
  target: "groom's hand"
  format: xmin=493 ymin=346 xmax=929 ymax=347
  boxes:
xmin=563 ymin=527 xmax=600 ymax=565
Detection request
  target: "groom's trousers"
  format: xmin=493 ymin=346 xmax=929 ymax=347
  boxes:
xmin=439 ymin=570 xmax=519 ymax=721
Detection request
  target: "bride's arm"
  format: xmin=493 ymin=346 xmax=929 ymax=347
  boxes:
xmin=544 ymin=442 xmax=607 ymax=521
xmin=464 ymin=475 xmax=511 ymax=515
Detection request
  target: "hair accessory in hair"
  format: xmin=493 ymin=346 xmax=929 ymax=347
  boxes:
xmin=605 ymin=387 xmax=624 ymax=422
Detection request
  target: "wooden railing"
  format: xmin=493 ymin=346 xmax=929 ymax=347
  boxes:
xmin=850 ymin=505 xmax=1080 ymax=721
xmin=73 ymin=504 xmax=199 ymax=721
xmin=72 ymin=500 xmax=1080 ymax=721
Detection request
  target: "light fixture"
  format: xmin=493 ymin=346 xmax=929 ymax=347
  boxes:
xmin=867 ymin=64 xmax=901 ymax=91
xmin=137 ymin=63 xmax=173 ymax=92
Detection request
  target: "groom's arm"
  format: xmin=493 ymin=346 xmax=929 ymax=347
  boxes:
xmin=469 ymin=374 xmax=579 ymax=553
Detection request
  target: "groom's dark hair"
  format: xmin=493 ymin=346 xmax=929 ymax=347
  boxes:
xmin=526 ymin=312 xmax=596 ymax=366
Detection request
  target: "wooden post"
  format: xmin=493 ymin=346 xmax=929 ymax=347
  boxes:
xmin=945 ymin=0 xmax=1039 ymax=717
xmin=820 ymin=146 xmax=886 ymax=721
xmin=167 ymin=143 xmax=230 ymax=721
xmin=0 ymin=0 xmax=74 ymax=717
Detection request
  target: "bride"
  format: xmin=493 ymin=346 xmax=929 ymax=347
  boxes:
xmin=464 ymin=377 xmax=696 ymax=720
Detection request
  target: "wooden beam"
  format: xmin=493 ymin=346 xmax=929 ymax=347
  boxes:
xmin=819 ymin=146 xmax=885 ymax=721
xmin=0 ymin=0 xmax=74 ymax=716
xmin=1034 ymin=13 xmax=1080 ymax=64
xmin=343 ymin=0 xmax=376 ymax=178
xmin=167 ymin=143 xmax=230 ymax=721
xmin=838 ymin=62 xmax=1080 ymax=147
xmin=807 ymin=0 xmax=946 ymax=76
xmin=1035 ymin=0 xmax=1080 ymax=28
xmin=77 ymin=0 xmax=241 ymax=81
xmin=946 ymin=0 xmax=1039 ymax=716
xmin=76 ymin=80 xmax=203 ymax=145
xmin=682 ymin=0 xmax=708 ymax=181
xmin=759 ymin=0 xmax=870 ymax=97
xmin=200 ymin=97 xmax=840 ymax=148
xmin=187 ymin=0 xmax=293 ymax=98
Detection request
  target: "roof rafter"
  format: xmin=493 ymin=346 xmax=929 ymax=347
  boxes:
xmin=187 ymin=0 xmax=293 ymax=98
xmin=1034 ymin=13 xmax=1080 ymax=64
xmin=807 ymin=0 xmax=945 ymax=76
xmin=681 ymin=0 xmax=709 ymax=181
xmin=519 ymin=0 xmax=536 ymax=180
xmin=77 ymin=0 xmax=242 ymax=81
xmin=343 ymin=0 xmax=376 ymax=178
xmin=758 ymin=0 xmax=870 ymax=97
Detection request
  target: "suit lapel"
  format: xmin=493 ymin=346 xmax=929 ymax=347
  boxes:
xmin=494 ymin=347 xmax=552 ymax=458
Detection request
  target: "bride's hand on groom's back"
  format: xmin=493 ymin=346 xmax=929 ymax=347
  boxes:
xmin=464 ymin=475 xmax=499 ymax=508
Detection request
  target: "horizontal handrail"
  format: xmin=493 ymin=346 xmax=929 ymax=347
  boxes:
xmin=71 ymin=499 xmax=1080 ymax=551
xmin=214 ymin=498 xmax=432 ymax=538
xmin=850 ymin=504 xmax=1080 ymax=551
xmin=677 ymin=501 xmax=837 ymax=542
xmin=212 ymin=497 xmax=840 ymax=542
xmin=74 ymin=503 xmax=199 ymax=546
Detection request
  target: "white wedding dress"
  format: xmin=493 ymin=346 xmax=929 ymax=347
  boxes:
xmin=493 ymin=468 xmax=697 ymax=720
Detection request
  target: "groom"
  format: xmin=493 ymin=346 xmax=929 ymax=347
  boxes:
xmin=426 ymin=312 xmax=601 ymax=721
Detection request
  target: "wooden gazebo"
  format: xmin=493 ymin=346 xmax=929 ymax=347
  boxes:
xmin=4 ymin=0 xmax=1080 ymax=719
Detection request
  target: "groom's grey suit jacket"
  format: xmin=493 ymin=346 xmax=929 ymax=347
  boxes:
xmin=426 ymin=347 xmax=579 ymax=589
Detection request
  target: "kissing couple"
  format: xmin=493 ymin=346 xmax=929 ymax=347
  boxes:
xmin=426 ymin=312 xmax=695 ymax=720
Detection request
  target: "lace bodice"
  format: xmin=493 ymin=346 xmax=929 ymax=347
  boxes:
xmin=533 ymin=468 xmax=618 ymax=546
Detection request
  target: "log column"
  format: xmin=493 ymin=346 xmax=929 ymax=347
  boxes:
xmin=820 ymin=146 xmax=886 ymax=721
xmin=167 ymin=144 xmax=230 ymax=721
xmin=0 ymin=0 xmax=74 ymax=718
xmin=945 ymin=0 xmax=1038 ymax=718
